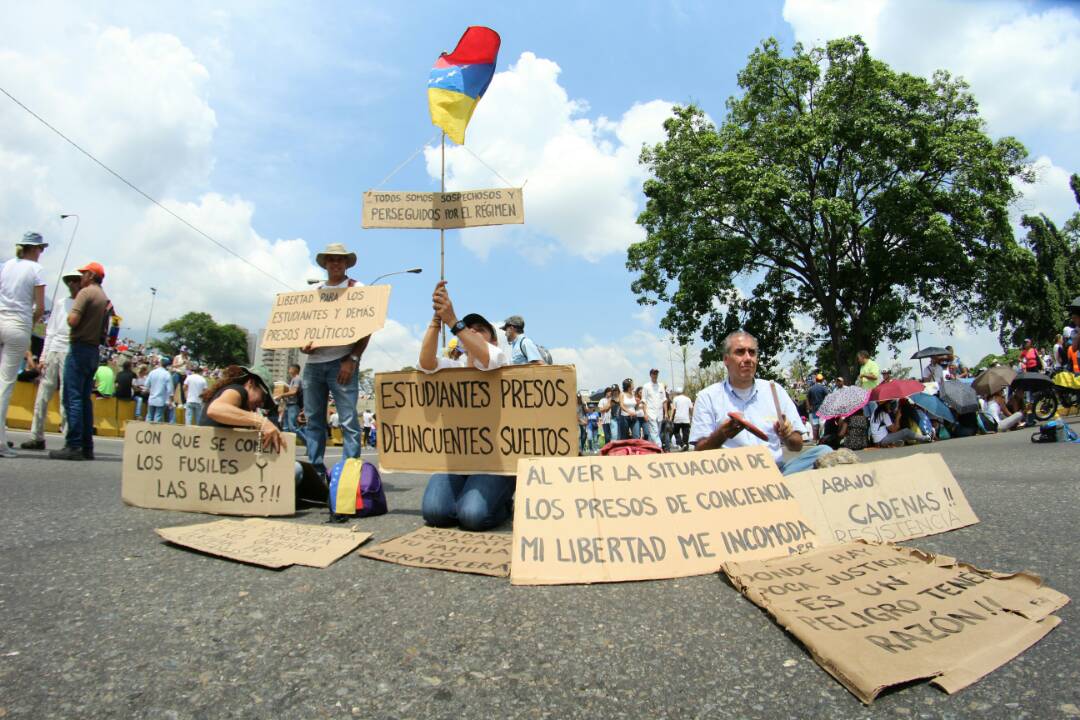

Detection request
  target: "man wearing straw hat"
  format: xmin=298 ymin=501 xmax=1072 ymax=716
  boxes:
xmin=21 ymin=270 xmax=83 ymax=451
xmin=300 ymin=243 xmax=370 ymax=478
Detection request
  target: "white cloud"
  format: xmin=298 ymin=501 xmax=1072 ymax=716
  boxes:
xmin=424 ymin=52 xmax=675 ymax=263
xmin=550 ymin=329 xmax=699 ymax=392
xmin=1011 ymin=156 xmax=1078 ymax=228
xmin=783 ymin=0 xmax=1080 ymax=137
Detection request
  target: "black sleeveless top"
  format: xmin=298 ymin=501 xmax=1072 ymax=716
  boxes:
xmin=199 ymin=384 xmax=249 ymax=427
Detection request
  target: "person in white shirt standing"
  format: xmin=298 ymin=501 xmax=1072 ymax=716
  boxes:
xmin=671 ymin=387 xmax=694 ymax=451
xmin=300 ymin=243 xmax=371 ymax=479
xmin=0 ymin=232 xmax=48 ymax=457
xmin=21 ymin=270 xmax=82 ymax=450
xmin=641 ymin=368 xmax=668 ymax=447
xmin=183 ymin=366 xmax=208 ymax=425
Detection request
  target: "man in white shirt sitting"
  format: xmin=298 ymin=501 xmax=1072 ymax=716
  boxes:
xmin=689 ymin=330 xmax=832 ymax=475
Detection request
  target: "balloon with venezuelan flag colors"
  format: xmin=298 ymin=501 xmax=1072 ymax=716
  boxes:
xmin=427 ymin=26 xmax=501 ymax=145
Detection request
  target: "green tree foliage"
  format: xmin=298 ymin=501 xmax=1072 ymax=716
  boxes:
xmin=629 ymin=36 xmax=1031 ymax=381
xmin=152 ymin=312 xmax=250 ymax=368
xmin=993 ymin=173 xmax=1080 ymax=348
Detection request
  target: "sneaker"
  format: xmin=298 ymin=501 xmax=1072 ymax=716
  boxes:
xmin=0 ymin=447 xmax=17 ymax=459
xmin=48 ymin=446 xmax=85 ymax=461
xmin=20 ymin=439 xmax=46 ymax=450
xmin=83 ymin=448 xmax=95 ymax=460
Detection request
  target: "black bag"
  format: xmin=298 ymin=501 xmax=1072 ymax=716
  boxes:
xmin=845 ymin=414 xmax=869 ymax=451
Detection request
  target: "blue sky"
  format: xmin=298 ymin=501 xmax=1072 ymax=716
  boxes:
xmin=2 ymin=1 xmax=1078 ymax=388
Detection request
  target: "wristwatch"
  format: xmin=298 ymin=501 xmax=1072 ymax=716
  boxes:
xmin=451 ymin=320 xmax=467 ymax=335
xmin=349 ymin=354 xmax=360 ymax=363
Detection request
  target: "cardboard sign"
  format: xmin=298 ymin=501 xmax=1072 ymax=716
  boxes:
xmin=724 ymin=542 xmax=1069 ymax=704
xmin=790 ymin=454 xmax=979 ymax=545
xmin=260 ymin=284 xmax=390 ymax=350
xmin=361 ymin=188 xmax=524 ymax=230
xmin=122 ymin=421 xmax=295 ymax=516
xmin=358 ymin=526 xmax=511 ymax=577
xmin=156 ymin=518 xmax=371 ymax=569
xmin=375 ymin=364 xmax=578 ymax=475
xmin=510 ymin=447 xmax=819 ymax=586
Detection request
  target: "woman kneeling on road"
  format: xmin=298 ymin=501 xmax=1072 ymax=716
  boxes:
xmin=201 ymin=364 xmax=302 ymax=486
xmin=418 ymin=281 xmax=510 ymax=531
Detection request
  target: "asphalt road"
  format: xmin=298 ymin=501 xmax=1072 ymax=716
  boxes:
xmin=1 ymin=425 xmax=1078 ymax=719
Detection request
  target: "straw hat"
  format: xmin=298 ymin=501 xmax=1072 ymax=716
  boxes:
xmin=315 ymin=243 xmax=357 ymax=269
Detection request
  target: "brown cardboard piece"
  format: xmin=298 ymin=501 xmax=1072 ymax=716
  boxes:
xmin=375 ymin=364 xmax=578 ymax=475
xmin=723 ymin=542 xmax=1069 ymax=704
xmin=156 ymin=518 xmax=371 ymax=569
xmin=260 ymin=284 xmax=390 ymax=350
xmin=122 ymin=421 xmax=295 ymax=516
xmin=511 ymin=447 xmax=819 ymax=586
xmin=790 ymin=454 xmax=979 ymax=545
xmin=361 ymin=188 xmax=524 ymax=229
xmin=358 ymin=526 xmax=511 ymax=577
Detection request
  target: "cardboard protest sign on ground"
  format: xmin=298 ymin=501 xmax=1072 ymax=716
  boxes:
xmin=260 ymin=284 xmax=390 ymax=350
xmin=375 ymin=364 xmax=577 ymax=475
xmin=361 ymin=188 xmax=524 ymax=230
xmin=790 ymin=454 xmax=978 ymax=545
xmin=511 ymin=447 xmax=818 ymax=586
xmin=358 ymin=526 xmax=511 ymax=577
xmin=156 ymin=518 xmax=371 ymax=569
xmin=723 ymin=542 xmax=1069 ymax=704
xmin=122 ymin=422 xmax=295 ymax=516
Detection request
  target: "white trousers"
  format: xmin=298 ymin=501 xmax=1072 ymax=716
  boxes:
xmin=0 ymin=314 xmax=32 ymax=447
xmin=29 ymin=349 xmax=67 ymax=440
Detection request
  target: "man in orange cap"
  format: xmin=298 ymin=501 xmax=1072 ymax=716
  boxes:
xmin=50 ymin=262 xmax=110 ymax=461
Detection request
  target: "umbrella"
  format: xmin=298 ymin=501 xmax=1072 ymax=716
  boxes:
xmin=911 ymin=346 xmax=950 ymax=360
xmin=1010 ymin=371 xmax=1052 ymax=392
xmin=939 ymin=380 xmax=980 ymax=415
xmin=816 ymin=385 xmax=871 ymax=420
xmin=972 ymin=366 xmax=1016 ymax=397
xmin=910 ymin=392 xmax=956 ymax=423
xmin=868 ymin=379 xmax=924 ymax=402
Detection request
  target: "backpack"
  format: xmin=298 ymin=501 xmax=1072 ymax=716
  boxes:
xmin=328 ymin=458 xmax=388 ymax=517
xmin=1030 ymin=420 xmax=1078 ymax=443
xmin=844 ymin=414 xmax=869 ymax=451
xmin=600 ymin=439 xmax=663 ymax=456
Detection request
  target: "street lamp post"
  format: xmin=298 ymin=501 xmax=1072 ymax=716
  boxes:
xmin=912 ymin=314 xmax=924 ymax=377
xmin=368 ymin=267 xmax=423 ymax=285
xmin=144 ymin=287 xmax=158 ymax=346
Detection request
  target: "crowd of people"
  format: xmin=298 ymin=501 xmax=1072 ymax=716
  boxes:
xmin=4 ymin=232 xmax=1078 ymax=532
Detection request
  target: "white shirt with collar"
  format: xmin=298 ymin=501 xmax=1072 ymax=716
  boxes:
xmin=42 ymin=295 xmax=75 ymax=356
xmin=688 ymin=378 xmax=807 ymax=464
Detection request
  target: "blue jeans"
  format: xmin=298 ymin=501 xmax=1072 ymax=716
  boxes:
xmin=302 ymin=357 xmax=360 ymax=468
xmin=185 ymin=401 xmax=202 ymax=426
xmin=422 ymin=473 xmax=516 ymax=531
xmin=147 ymin=404 xmax=168 ymax=423
xmin=779 ymin=445 xmax=834 ymax=475
xmin=284 ymin=403 xmax=300 ymax=433
xmin=606 ymin=421 xmax=617 ymax=444
xmin=135 ymin=395 xmax=144 ymax=419
xmin=62 ymin=343 xmax=98 ymax=451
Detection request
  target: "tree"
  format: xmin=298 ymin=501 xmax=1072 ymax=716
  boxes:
xmin=152 ymin=312 xmax=250 ymax=368
xmin=683 ymin=362 xmax=726 ymax=400
xmin=993 ymin=173 xmax=1080 ymax=348
xmin=629 ymin=36 xmax=1031 ymax=381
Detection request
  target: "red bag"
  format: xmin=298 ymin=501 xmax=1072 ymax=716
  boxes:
xmin=599 ymin=439 xmax=663 ymax=456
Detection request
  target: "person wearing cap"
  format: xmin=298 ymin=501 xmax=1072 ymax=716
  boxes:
xmin=21 ymin=270 xmax=82 ymax=451
xmin=50 ymin=261 xmax=111 ymax=461
xmin=641 ymin=368 xmax=668 ymax=446
xmin=0 ymin=232 xmax=49 ymax=457
xmin=418 ymin=280 xmax=512 ymax=531
xmin=183 ymin=365 xmax=208 ymax=427
xmin=501 ymin=315 xmax=543 ymax=365
xmin=170 ymin=346 xmax=190 ymax=404
xmin=300 ymin=243 xmax=370 ymax=478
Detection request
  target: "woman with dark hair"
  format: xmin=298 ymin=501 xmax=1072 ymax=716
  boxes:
xmin=617 ymin=378 xmax=636 ymax=441
xmin=201 ymin=364 xmax=304 ymax=487
xmin=418 ymin=281 xmax=511 ymax=530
